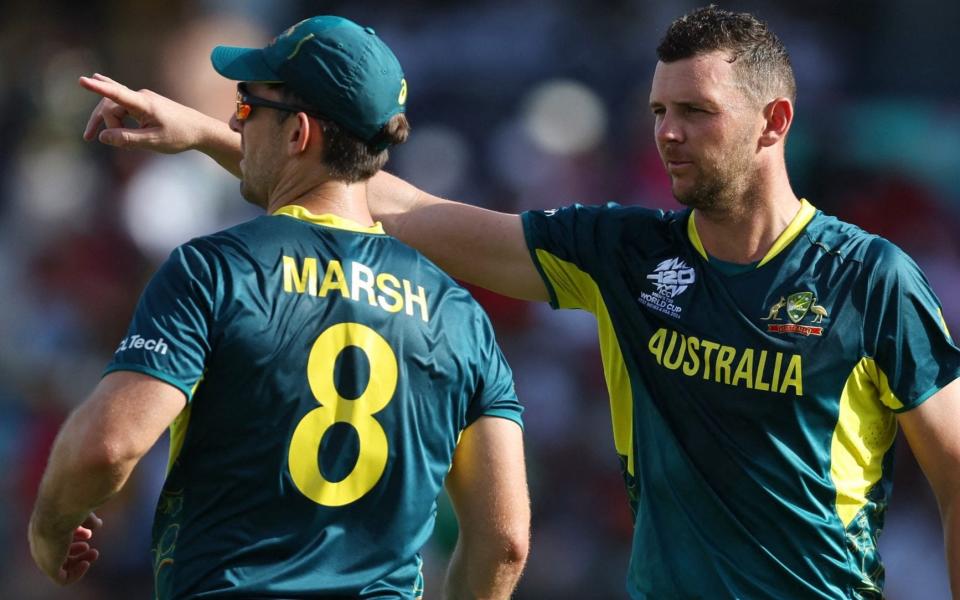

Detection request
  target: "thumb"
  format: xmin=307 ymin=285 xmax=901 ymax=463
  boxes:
xmin=82 ymin=513 xmax=103 ymax=530
xmin=98 ymin=128 xmax=153 ymax=148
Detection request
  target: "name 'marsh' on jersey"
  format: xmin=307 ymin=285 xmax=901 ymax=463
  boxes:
xmin=282 ymin=255 xmax=430 ymax=322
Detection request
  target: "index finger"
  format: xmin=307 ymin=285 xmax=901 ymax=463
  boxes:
xmin=78 ymin=75 xmax=149 ymax=114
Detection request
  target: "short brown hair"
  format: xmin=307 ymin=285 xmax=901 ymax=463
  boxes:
xmin=314 ymin=114 xmax=410 ymax=183
xmin=271 ymin=84 xmax=410 ymax=183
xmin=657 ymin=6 xmax=796 ymax=106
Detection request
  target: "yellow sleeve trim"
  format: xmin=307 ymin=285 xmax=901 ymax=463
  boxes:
xmin=831 ymin=357 xmax=899 ymax=527
xmin=938 ymin=308 xmax=952 ymax=341
xmin=533 ymin=249 xmax=636 ymax=475
xmin=167 ymin=405 xmax=192 ymax=475
xmin=167 ymin=376 xmax=203 ymax=475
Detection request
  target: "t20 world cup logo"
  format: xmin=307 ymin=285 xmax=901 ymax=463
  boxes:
xmin=646 ymin=257 xmax=696 ymax=298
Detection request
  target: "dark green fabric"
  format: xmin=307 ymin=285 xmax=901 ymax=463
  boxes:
xmin=107 ymin=212 xmax=521 ymax=599
xmin=522 ymin=204 xmax=960 ymax=599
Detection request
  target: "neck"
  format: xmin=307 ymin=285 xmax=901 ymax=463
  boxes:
xmin=692 ymin=167 xmax=799 ymax=264
xmin=266 ymin=178 xmax=374 ymax=226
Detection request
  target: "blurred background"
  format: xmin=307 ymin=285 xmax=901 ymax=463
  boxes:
xmin=2 ymin=0 xmax=958 ymax=598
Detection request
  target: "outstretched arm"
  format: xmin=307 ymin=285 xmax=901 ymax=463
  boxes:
xmin=28 ymin=371 xmax=186 ymax=585
xmin=444 ymin=416 xmax=530 ymax=599
xmin=897 ymin=377 xmax=960 ymax=597
xmin=80 ymin=74 xmax=549 ymax=301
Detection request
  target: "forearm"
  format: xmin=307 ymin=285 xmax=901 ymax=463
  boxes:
xmin=30 ymin=414 xmax=135 ymax=538
xmin=443 ymin=538 xmax=525 ymax=600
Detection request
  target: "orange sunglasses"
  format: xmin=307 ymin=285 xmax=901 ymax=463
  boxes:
xmin=235 ymin=83 xmax=327 ymax=122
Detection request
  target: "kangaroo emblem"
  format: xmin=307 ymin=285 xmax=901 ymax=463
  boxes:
xmin=761 ymin=296 xmax=787 ymax=321
xmin=810 ymin=297 xmax=828 ymax=323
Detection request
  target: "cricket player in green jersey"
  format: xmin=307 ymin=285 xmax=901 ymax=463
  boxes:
xmin=77 ymin=6 xmax=960 ymax=600
xmin=29 ymin=16 xmax=530 ymax=599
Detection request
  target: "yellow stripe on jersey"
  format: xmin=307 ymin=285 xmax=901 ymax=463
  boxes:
xmin=535 ymin=248 xmax=635 ymax=476
xmin=167 ymin=376 xmax=204 ymax=474
xmin=830 ymin=357 xmax=899 ymax=527
xmin=273 ymin=204 xmax=386 ymax=234
xmin=937 ymin=308 xmax=952 ymax=341
xmin=686 ymin=210 xmax=708 ymax=261
xmin=686 ymin=199 xmax=817 ymax=267
xmin=168 ymin=407 xmax=192 ymax=475
xmin=758 ymin=200 xmax=817 ymax=267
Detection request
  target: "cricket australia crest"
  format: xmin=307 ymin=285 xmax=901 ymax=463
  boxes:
xmin=786 ymin=292 xmax=814 ymax=323
xmin=764 ymin=291 xmax=828 ymax=336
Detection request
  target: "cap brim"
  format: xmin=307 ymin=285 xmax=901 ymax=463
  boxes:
xmin=210 ymin=46 xmax=281 ymax=82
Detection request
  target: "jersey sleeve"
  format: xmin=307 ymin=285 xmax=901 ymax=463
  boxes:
xmin=521 ymin=204 xmax=606 ymax=311
xmin=104 ymin=241 xmax=219 ymax=401
xmin=863 ymin=240 xmax=960 ymax=412
xmin=465 ymin=310 xmax=523 ymax=429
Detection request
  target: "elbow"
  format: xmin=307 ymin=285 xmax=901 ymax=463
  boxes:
xmin=460 ymin=524 xmax=530 ymax=568
xmin=77 ymin=438 xmax=140 ymax=483
xmin=501 ymin=528 xmax=530 ymax=569
xmin=447 ymin=525 xmax=529 ymax=599
xmin=499 ymin=504 xmax=532 ymax=570
xmin=483 ymin=526 xmax=529 ymax=576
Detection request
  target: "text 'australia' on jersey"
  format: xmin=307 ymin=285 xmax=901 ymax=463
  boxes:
xmin=522 ymin=200 xmax=960 ymax=600
xmin=107 ymin=205 xmax=522 ymax=600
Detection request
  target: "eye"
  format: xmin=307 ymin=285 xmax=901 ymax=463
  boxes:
xmin=651 ymin=106 xmax=665 ymax=117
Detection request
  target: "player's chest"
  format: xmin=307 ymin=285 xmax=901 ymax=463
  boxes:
xmin=611 ymin=251 xmax=863 ymax=377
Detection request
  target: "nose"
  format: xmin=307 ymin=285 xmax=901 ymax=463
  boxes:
xmin=655 ymin=111 xmax=683 ymax=145
xmin=229 ymin=113 xmax=243 ymax=134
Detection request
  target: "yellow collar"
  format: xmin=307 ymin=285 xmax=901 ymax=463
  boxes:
xmin=272 ymin=204 xmax=385 ymax=234
xmin=687 ymin=199 xmax=816 ymax=268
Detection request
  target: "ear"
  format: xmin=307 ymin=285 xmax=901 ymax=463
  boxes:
xmin=759 ymin=97 xmax=793 ymax=148
xmin=287 ymin=112 xmax=316 ymax=155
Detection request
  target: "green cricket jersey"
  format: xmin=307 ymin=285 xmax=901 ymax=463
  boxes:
xmin=522 ymin=199 xmax=960 ymax=599
xmin=106 ymin=205 xmax=522 ymax=599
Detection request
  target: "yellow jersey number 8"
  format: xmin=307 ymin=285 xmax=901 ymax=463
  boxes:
xmin=288 ymin=323 xmax=397 ymax=507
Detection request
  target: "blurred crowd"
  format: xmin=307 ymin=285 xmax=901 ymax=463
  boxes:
xmin=2 ymin=0 xmax=959 ymax=598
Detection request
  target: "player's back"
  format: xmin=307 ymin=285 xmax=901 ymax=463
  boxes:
xmin=109 ymin=207 xmax=520 ymax=599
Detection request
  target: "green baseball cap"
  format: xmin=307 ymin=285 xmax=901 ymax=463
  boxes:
xmin=211 ymin=16 xmax=407 ymax=148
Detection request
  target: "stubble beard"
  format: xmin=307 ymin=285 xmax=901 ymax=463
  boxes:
xmin=672 ymin=149 xmax=755 ymax=217
xmin=239 ymin=156 xmax=271 ymax=210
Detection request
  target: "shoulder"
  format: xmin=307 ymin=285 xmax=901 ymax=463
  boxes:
xmin=806 ymin=210 xmax=927 ymax=285
xmin=172 ymin=216 xmax=280 ymax=264
xmin=146 ymin=219 xmax=270 ymax=291
xmin=190 ymin=215 xmax=276 ymax=249
xmin=387 ymin=235 xmax=478 ymax=299
xmin=523 ymin=201 xmax=687 ymax=246
xmin=804 ymin=211 xmax=889 ymax=263
xmin=526 ymin=201 xmax=681 ymax=225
